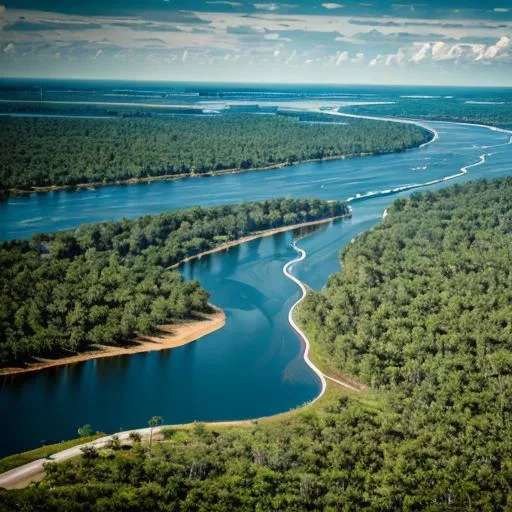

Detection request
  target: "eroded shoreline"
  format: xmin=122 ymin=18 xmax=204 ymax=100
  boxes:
xmin=0 ymin=307 xmax=225 ymax=377
xmin=170 ymin=213 xmax=351 ymax=268
xmin=2 ymin=143 xmax=431 ymax=198
xmin=0 ymin=214 xmax=350 ymax=377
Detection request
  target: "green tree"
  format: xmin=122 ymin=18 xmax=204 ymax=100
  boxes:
xmin=148 ymin=416 xmax=163 ymax=453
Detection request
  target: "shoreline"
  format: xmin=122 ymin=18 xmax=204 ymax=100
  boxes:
xmin=2 ymin=144 xmax=429 ymax=198
xmin=169 ymin=213 xmax=352 ymax=269
xmin=0 ymin=306 xmax=225 ymax=377
xmin=0 ymin=238 xmax=364 ymax=491
xmin=0 ymin=214 xmax=351 ymax=378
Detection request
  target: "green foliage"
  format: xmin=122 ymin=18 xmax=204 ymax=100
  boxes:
xmin=0 ymin=435 xmax=102 ymax=474
xmin=77 ymin=425 xmax=94 ymax=438
xmin=0 ymin=198 xmax=348 ymax=365
xmin=2 ymin=179 xmax=511 ymax=510
xmin=148 ymin=417 xmax=164 ymax=429
xmin=343 ymin=99 xmax=512 ymax=129
xmin=0 ymin=114 xmax=430 ymax=189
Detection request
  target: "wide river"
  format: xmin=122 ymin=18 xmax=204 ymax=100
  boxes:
xmin=1 ymin=118 xmax=511 ymax=457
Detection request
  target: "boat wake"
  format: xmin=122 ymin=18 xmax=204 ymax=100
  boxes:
xmin=283 ymin=241 xmax=362 ymax=400
xmin=344 ymin=152 xmax=489 ymax=204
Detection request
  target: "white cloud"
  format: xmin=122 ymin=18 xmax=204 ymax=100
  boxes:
xmin=493 ymin=8 xmax=509 ymax=12
xmin=369 ymin=55 xmax=380 ymax=66
xmin=409 ymin=42 xmax=431 ymax=63
xmin=3 ymin=42 xmax=15 ymax=55
xmin=351 ymin=51 xmax=364 ymax=63
xmin=431 ymin=41 xmax=448 ymax=60
xmin=484 ymin=35 xmax=510 ymax=59
xmin=335 ymin=50 xmax=348 ymax=65
xmin=285 ymin=48 xmax=297 ymax=64
xmin=321 ymin=3 xmax=344 ymax=9
xmin=385 ymin=47 xmax=405 ymax=65
xmin=253 ymin=3 xmax=295 ymax=10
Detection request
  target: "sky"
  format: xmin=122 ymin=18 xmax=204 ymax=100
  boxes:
xmin=0 ymin=0 xmax=511 ymax=85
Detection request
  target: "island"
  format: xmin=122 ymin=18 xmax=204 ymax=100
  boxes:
xmin=1 ymin=178 xmax=509 ymax=510
xmin=0 ymin=113 xmax=431 ymax=192
xmin=0 ymin=198 xmax=349 ymax=374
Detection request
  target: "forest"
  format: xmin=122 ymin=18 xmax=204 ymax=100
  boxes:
xmin=0 ymin=198 xmax=347 ymax=366
xmin=1 ymin=179 xmax=510 ymax=510
xmin=0 ymin=114 xmax=431 ymax=190
xmin=343 ymin=98 xmax=512 ymax=130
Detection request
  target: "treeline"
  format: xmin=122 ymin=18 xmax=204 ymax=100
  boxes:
xmin=1 ymin=180 xmax=510 ymax=510
xmin=0 ymin=114 xmax=431 ymax=189
xmin=0 ymin=198 xmax=348 ymax=366
xmin=343 ymin=98 xmax=512 ymax=129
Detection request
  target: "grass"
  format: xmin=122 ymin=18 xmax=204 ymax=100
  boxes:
xmin=0 ymin=434 xmax=104 ymax=474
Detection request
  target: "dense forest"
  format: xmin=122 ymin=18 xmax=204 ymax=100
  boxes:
xmin=0 ymin=114 xmax=431 ymax=190
xmin=343 ymin=98 xmax=512 ymax=130
xmin=0 ymin=198 xmax=347 ymax=366
xmin=2 ymin=179 xmax=511 ymax=510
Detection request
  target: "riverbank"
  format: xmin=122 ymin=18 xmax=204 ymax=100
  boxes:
xmin=0 ymin=306 xmax=225 ymax=377
xmin=170 ymin=213 xmax=352 ymax=269
xmin=2 ymin=141 xmax=430 ymax=198
xmin=0 ymin=236 xmax=366 ymax=490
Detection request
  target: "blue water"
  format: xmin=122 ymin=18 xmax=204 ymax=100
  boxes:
xmin=1 ymin=107 xmax=511 ymax=457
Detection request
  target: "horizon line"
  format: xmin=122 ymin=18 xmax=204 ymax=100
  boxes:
xmin=0 ymin=77 xmax=511 ymax=89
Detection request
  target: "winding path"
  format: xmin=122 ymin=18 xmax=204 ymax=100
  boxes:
xmin=283 ymin=240 xmax=362 ymax=395
xmin=0 ymin=236 xmax=362 ymax=490
xmin=2 ymin=113 xmax=510 ymax=489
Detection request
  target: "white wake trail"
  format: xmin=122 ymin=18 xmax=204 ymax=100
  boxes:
xmin=283 ymin=240 xmax=361 ymax=399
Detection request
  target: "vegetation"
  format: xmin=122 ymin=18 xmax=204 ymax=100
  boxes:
xmin=148 ymin=416 xmax=164 ymax=454
xmin=0 ymin=198 xmax=348 ymax=366
xmin=0 ymin=435 xmax=103 ymax=474
xmin=2 ymin=179 xmax=511 ymax=510
xmin=77 ymin=425 xmax=95 ymax=438
xmin=343 ymin=98 xmax=512 ymax=130
xmin=0 ymin=114 xmax=431 ymax=190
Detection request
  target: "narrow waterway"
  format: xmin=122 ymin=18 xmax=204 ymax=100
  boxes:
xmin=1 ymin=119 xmax=511 ymax=457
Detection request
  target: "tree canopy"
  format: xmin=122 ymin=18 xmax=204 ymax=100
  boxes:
xmin=0 ymin=114 xmax=431 ymax=190
xmin=343 ymin=98 xmax=512 ymax=130
xmin=0 ymin=198 xmax=347 ymax=366
xmin=2 ymin=179 xmax=511 ymax=510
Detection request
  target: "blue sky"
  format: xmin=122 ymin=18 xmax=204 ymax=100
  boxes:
xmin=0 ymin=0 xmax=511 ymax=85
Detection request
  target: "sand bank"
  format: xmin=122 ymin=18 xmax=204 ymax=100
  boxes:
xmin=0 ymin=307 xmax=225 ymax=377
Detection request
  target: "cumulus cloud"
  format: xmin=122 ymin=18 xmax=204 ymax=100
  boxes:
xmin=285 ymin=48 xmax=297 ymax=64
xmin=409 ymin=42 xmax=430 ymax=63
xmin=335 ymin=50 xmax=348 ymax=65
xmin=253 ymin=3 xmax=295 ymax=10
xmin=3 ymin=42 xmax=15 ymax=55
xmin=352 ymin=52 xmax=364 ymax=63
xmin=322 ymin=3 xmax=344 ymax=9
xmin=484 ymin=35 xmax=510 ymax=58
xmin=385 ymin=47 xmax=405 ymax=65
xmin=367 ymin=36 xmax=511 ymax=68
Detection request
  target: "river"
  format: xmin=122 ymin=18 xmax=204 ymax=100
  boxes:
xmin=1 ymin=118 xmax=511 ymax=457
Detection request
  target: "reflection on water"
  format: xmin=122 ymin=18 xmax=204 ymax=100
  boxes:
xmin=1 ymin=120 xmax=511 ymax=457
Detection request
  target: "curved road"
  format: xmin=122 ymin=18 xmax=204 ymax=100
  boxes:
xmin=2 ymin=114 xmax=510 ymax=489
xmin=0 ymin=240 xmax=360 ymax=490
